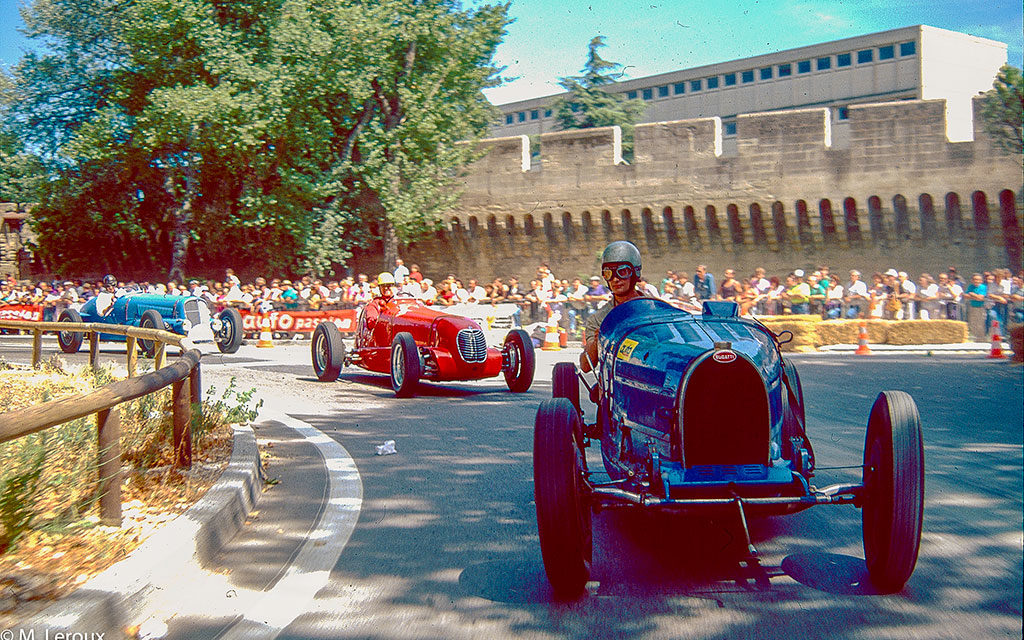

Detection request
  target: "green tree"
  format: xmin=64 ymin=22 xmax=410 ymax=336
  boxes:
xmin=552 ymin=36 xmax=645 ymax=158
xmin=980 ymin=64 xmax=1023 ymax=165
xmin=12 ymin=0 xmax=509 ymax=278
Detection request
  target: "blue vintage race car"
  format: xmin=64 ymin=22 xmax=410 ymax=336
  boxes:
xmin=56 ymin=293 xmax=244 ymax=355
xmin=535 ymin=298 xmax=924 ymax=598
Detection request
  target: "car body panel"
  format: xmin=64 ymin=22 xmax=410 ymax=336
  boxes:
xmin=596 ymin=298 xmax=797 ymax=503
xmin=78 ymin=293 xmax=217 ymax=343
xmin=351 ymin=296 xmax=504 ymax=381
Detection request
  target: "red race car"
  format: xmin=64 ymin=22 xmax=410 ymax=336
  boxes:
xmin=310 ymin=275 xmax=535 ymax=397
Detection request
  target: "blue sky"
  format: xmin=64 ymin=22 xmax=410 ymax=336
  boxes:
xmin=2 ymin=0 xmax=1021 ymax=105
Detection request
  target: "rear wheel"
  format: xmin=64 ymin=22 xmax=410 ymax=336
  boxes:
xmin=216 ymin=307 xmax=243 ymax=354
xmin=311 ymin=322 xmax=345 ymax=382
xmin=390 ymin=332 xmax=421 ymax=397
xmin=862 ymin=390 xmax=924 ymax=593
xmin=502 ymin=329 xmax=536 ymax=392
xmin=57 ymin=308 xmax=84 ymax=354
xmin=138 ymin=309 xmax=165 ymax=358
xmin=534 ymin=398 xmax=592 ymax=599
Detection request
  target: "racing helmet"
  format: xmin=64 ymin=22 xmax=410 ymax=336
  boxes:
xmin=601 ymin=241 xmax=642 ymax=277
xmin=377 ymin=272 xmax=396 ymax=286
xmin=102 ymin=274 xmax=117 ymax=287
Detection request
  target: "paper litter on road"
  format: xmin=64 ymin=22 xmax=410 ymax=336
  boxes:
xmin=375 ymin=440 xmax=397 ymax=456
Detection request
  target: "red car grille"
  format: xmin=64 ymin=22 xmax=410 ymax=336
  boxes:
xmin=456 ymin=328 xmax=487 ymax=363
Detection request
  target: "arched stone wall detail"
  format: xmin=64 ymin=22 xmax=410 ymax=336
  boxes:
xmin=795 ymin=200 xmax=813 ymax=247
xmin=918 ymin=194 xmax=937 ymax=242
xmin=944 ymin=192 xmax=963 ymax=242
xmin=663 ymin=207 xmax=680 ymax=246
xmin=749 ymin=203 xmax=767 ymax=246
xmin=998 ymin=189 xmax=1022 ymax=269
xmin=772 ymin=201 xmax=788 ymax=248
xmin=726 ymin=204 xmax=744 ymax=245
xmin=892 ymin=195 xmax=910 ymax=239
xmin=683 ymin=206 xmax=699 ymax=247
xmin=818 ymin=199 xmax=836 ymax=243
xmin=867 ymin=196 xmax=884 ymax=246
xmin=843 ymin=197 xmax=862 ymax=246
xmin=705 ymin=205 xmax=723 ymax=245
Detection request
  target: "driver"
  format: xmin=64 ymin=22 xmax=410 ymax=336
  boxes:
xmin=580 ymin=241 xmax=647 ymax=372
xmin=95 ymin=274 xmax=125 ymax=316
xmin=375 ymin=272 xmax=397 ymax=301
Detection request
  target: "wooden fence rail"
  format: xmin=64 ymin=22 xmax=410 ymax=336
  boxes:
xmin=0 ymin=319 xmax=202 ymax=526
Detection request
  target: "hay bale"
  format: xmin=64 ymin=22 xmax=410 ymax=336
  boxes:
xmin=814 ymin=320 xmax=860 ymax=345
xmin=886 ymin=320 xmax=968 ymax=345
xmin=757 ymin=318 xmax=818 ymax=351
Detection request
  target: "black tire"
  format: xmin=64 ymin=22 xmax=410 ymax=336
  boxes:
xmin=552 ymin=362 xmax=581 ymax=415
xmin=390 ymin=332 xmax=421 ymax=397
xmin=216 ymin=307 xmax=244 ymax=354
xmin=534 ymin=398 xmax=592 ymax=599
xmin=138 ymin=309 xmax=165 ymax=358
xmin=862 ymin=390 xmax=924 ymax=593
xmin=57 ymin=308 xmax=84 ymax=354
xmin=311 ymin=322 xmax=345 ymax=382
xmin=502 ymin=328 xmax=536 ymax=392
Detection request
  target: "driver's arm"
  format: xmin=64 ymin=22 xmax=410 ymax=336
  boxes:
xmin=580 ymin=330 xmax=599 ymax=372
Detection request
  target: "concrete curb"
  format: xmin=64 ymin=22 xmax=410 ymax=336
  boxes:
xmin=20 ymin=423 xmax=262 ymax=635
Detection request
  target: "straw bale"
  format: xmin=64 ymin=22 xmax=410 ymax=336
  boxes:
xmin=886 ymin=320 xmax=967 ymax=345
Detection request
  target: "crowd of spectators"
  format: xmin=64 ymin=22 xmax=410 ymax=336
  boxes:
xmin=3 ymin=260 xmax=1022 ymax=341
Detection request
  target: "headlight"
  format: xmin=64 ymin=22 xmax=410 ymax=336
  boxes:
xmin=210 ymin=318 xmax=223 ymax=332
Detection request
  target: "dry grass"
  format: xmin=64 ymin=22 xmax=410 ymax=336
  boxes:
xmin=0 ymin=357 xmax=239 ymax=623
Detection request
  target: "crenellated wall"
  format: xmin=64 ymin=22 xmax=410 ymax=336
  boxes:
xmin=398 ymin=96 xmax=1022 ymax=283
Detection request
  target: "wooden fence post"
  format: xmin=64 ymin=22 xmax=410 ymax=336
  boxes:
xmin=155 ymin=342 xmax=166 ymax=370
xmin=126 ymin=336 xmax=138 ymax=377
xmin=32 ymin=329 xmax=42 ymax=367
xmin=189 ymin=365 xmax=202 ymax=425
xmin=89 ymin=332 xmax=99 ymax=367
xmin=96 ymin=407 xmax=122 ymax=526
xmin=172 ymin=379 xmax=192 ymax=468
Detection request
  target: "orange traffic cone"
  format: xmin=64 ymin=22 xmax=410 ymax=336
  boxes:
xmin=542 ymin=324 xmax=561 ymax=351
xmin=854 ymin=321 xmax=872 ymax=355
xmin=558 ymin=327 xmax=568 ymax=348
xmin=256 ymin=314 xmax=275 ymax=348
xmin=987 ymin=320 xmax=1006 ymax=359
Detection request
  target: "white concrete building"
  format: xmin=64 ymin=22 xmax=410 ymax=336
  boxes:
xmin=491 ymin=25 xmax=1007 ymax=144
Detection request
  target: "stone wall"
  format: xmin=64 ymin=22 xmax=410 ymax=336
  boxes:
xmin=395 ymin=96 xmax=1022 ymax=283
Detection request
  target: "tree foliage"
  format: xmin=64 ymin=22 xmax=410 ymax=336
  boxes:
xmin=979 ymin=64 xmax=1023 ymax=165
xmin=551 ymin=36 xmax=644 ymax=158
xmin=10 ymin=0 xmax=509 ymax=278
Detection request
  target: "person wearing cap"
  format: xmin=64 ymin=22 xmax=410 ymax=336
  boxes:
xmin=844 ymin=270 xmax=868 ymax=318
xmin=375 ymin=272 xmax=397 ymax=301
xmin=896 ymin=271 xmax=916 ymax=319
xmin=580 ymin=240 xmax=647 ymax=372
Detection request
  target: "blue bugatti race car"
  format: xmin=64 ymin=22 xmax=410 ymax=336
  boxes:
xmin=534 ymin=298 xmax=924 ymax=598
xmin=56 ymin=293 xmax=244 ymax=356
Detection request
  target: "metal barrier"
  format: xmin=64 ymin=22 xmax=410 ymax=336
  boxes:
xmin=0 ymin=319 xmax=202 ymax=526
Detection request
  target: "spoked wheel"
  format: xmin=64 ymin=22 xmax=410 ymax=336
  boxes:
xmin=502 ymin=328 xmax=536 ymax=392
xmin=216 ymin=307 xmax=244 ymax=354
xmin=552 ymin=361 xmax=581 ymax=416
xmin=534 ymin=398 xmax=592 ymax=599
xmin=311 ymin=322 xmax=345 ymax=382
xmin=57 ymin=308 xmax=84 ymax=353
xmin=390 ymin=332 xmax=421 ymax=397
xmin=138 ymin=309 xmax=165 ymax=357
xmin=862 ymin=390 xmax=924 ymax=593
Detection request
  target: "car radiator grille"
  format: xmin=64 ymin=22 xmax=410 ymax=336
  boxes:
xmin=456 ymin=328 xmax=488 ymax=363
xmin=183 ymin=299 xmax=202 ymax=326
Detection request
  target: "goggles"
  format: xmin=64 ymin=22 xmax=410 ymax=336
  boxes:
xmin=602 ymin=264 xmax=637 ymax=281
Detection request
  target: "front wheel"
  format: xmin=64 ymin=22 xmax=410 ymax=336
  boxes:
xmin=138 ymin=309 xmax=165 ymax=358
xmin=311 ymin=322 xmax=345 ymax=382
xmin=216 ymin=307 xmax=244 ymax=353
xmin=552 ymin=361 xmax=581 ymax=416
xmin=862 ymin=390 xmax=924 ymax=593
xmin=57 ymin=308 xmax=84 ymax=353
xmin=534 ymin=398 xmax=592 ymax=599
xmin=502 ymin=328 xmax=536 ymax=392
xmin=390 ymin=332 xmax=421 ymax=397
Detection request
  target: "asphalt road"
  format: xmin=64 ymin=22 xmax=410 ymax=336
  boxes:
xmin=1 ymin=336 xmax=1021 ymax=639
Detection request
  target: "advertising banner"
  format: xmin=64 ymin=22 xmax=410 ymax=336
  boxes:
xmin=0 ymin=304 xmax=43 ymax=321
xmin=239 ymin=308 xmax=358 ymax=334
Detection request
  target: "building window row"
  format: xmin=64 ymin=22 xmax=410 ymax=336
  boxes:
xmin=500 ymin=41 xmax=917 ymax=125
